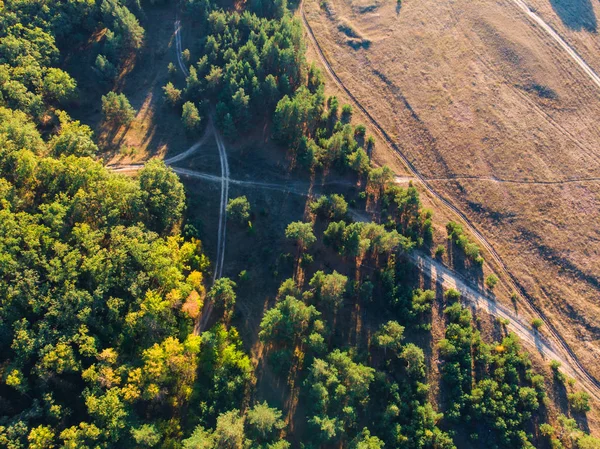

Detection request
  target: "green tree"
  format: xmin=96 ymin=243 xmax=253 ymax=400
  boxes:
xmin=568 ymin=391 xmax=591 ymax=413
xmin=309 ymin=271 xmax=348 ymax=310
xmin=208 ymin=278 xmax=237 ymax=316
xmin=43 ymin=68 xmax=77 ymax=103
xmin=102 ymin=91 xmax=136 ymax=125
xmin=227 ymin=196 xmax=251 ymax=224
xmin=50 ymin=111 xmax=98 ymax=157
xmin=259 ymin=296 xmax=321 ymax=345
xmin=138 ymin=159 xmax=186 ymax=233
xmin=131 ymin=424 xmax=161 ymax=447
xmin=246 ymin=402 xmax=285 ymax=441
xmin=350 ymin=428 xmax=384 ymax=449
xmin=285 ymin=221 xmax=316 ymax=250
xmin=163 ymin=82 xmax=182 ymax=106
xmin=182 ymin=101 xmax=202 ymax=132
xmin=374 ymin=320 xmax=405 ymax=354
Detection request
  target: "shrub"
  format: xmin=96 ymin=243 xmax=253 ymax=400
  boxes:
xmin=434 ymin=245 xmax=445 ymax=258
xmin=531 ymin=318 xmax=543 ymax=330
xmin=485 ymin=274 xmax=498 ymax=290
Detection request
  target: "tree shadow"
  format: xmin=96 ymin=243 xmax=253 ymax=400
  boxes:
xmin=549 ymin=0 xmax=597 ymax=32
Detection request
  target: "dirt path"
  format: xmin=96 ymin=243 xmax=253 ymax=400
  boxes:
xmin=300 ymin=0 xmax=600 ymax=397
xmin=212 ymin=119 xmax=230 ymax=281
xmin=509 ymin=0 xmax=600 ymax=91
xmin=164 ymin=127 xmax=213 ymax=165
xmin=174 ymin=17 xmax=189 ymax=77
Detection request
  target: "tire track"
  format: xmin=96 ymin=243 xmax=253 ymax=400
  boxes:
xmin=212 ymin=119 xmax=230 ymax=281
xmin=509 ymin=0 xmax=600 ymax=91
xmin=174 ymin=16 xmax=189 ymax=77
xmin=300 ymin=1 xmax=600 ymax=397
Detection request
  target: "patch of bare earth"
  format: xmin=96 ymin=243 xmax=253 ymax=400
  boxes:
xmin=302 ymin=0 xmax=600 ymax=396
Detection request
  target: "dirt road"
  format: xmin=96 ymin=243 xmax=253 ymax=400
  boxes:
xmin=174 ymin=17 xmax=189 ymax=77
xmin=509 ymin=0 xmax=600 ymax=91
xmin=212 ymin=120 xmax=230 ymax=281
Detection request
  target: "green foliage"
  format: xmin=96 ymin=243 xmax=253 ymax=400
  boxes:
xmin=138 ymin=159 xmax=186 ymax=234
xmin=50 ymin=111 xmax=98 ymax=157
xmin=306 ymin=350 xmax=375 ymax=442
xmin=0 ymin=108 xmax=213 ymax=447
xmin=182 ymin=101 xmax=202 ymax=132
xmin=382 ymin=183 xmax=431 ymax=243
xmin=485 ymin=274 xmax=499 ymax=290
xmin=101 ymin=0 xmax=145 ymax=51
xmin=435 ymin=244 xmax=445 ymax=257
xmin=259 ymin=296 xmax=322 ymax=345
xmin=183 ymin=8 xmax=310 ymax=136
xmin=309 ymin=270 xmax=348 ymax=310
xmin=131 ymin=424 xmax=161 ymax=447
xmin=446 ymin=221 xmax=484 ymax=265
xmin=350 ymin=428 xmax=384 ymax=449
xmin=374 ymin=320 xmax=405 ymax=354
xmin=568 ymin=391 xmax=591 ymax=413
xmin=310 ymin=194 xmax=348 ymax=220
xmin=531 ymin=318 xmax=543 ymax=330
xmin=227 ymin=196 xmax=251 ymax=225
xmin=163 ymin=82 xmax=182 ymax=106
xmin=246 ymin=401 xmax=285 ymax=441
xmin=102 ymin=91 xmax=136 ymax=125
xmin=285 ymin=221 xmax=316 ymax=250
xmin=196 ymin=325 xmax=254 ymax=420
xmin=439 ymin=301 xmax=548 ymax=448
xmin=42 ymin=68 xmax=77 ymax=103
xmin=96 ymin=54 xmax=117 ymax=80
xmin=208 ymin=277 xmax=237 ymax=317
xmin=323 ymin=220 xmax=413 ymax=258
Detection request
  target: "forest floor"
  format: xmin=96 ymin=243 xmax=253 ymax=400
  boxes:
xmin=301 ymin=0 xmax=600 ymax=389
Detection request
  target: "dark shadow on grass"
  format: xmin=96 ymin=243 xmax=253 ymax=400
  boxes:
xmin=549 ymin=0 xmax=597 ymax=32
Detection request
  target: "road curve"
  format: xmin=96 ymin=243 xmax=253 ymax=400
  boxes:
xmin=299 ymin=1 xmax=600 ymax=397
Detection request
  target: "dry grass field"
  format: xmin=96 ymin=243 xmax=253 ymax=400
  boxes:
xmin=302 ymin=0 xmax=600 ymax=378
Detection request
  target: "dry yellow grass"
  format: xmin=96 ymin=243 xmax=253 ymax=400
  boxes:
xmin=302 ymin=0 xmax=600 ymax=386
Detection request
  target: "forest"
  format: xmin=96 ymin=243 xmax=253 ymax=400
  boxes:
xmin=0 ymin=0 xmax=598 ymax=448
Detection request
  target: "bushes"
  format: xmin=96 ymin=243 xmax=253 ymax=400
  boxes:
xmin=531 ymin=318 xmax=543 ymax=330
xmin=485 ymin=274 xmax=498 ymax=290
xmin=568 ymin=391 xmax=591 ymax=413
xmin=446 ymin=221 xmax=484 ymax=265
